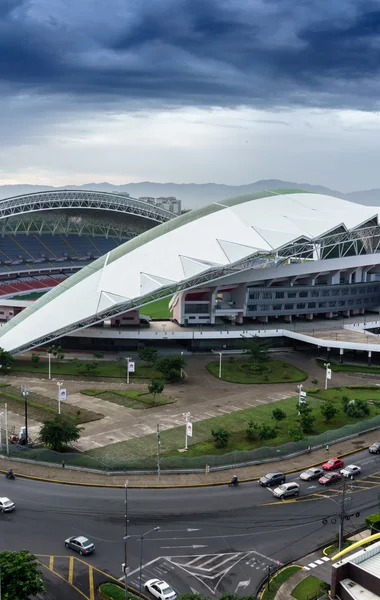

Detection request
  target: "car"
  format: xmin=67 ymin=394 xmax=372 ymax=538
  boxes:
xmin=322 ymin=457 xmax=344 ymax=471
xmin=272 ymin=482 xmax=300 ymax=499
xmin=369 ymin=442 xmax=380 ymax=454
xmin=300 ymin=468 xmax=324 ymax=481
xmin=259 ymin=472 xmax=286 ymax=487
xmin=0 ymin=497 xmax=15 ymax=513
xmin=64 ymin=536 xmax=95 ymax=555
xmin=319 ymin=472 xmax=343 ymax=486
xmin=144 ymin=579 xmax=177 ymax=600
xmin=340 ymin=465 xmax=361 ymax=479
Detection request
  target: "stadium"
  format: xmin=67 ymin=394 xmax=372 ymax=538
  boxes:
xmin=1 ymin=189 xmax=380 ymax=359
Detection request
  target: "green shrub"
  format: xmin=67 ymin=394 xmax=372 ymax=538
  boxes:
xmin=345 ymin=399 xmax=370 ymax=418
xmin=306 ymin=387 xmax=320 ymax=394
xmin=366 ymin=513 xmax=380 ymax=532
xmin=245 ymin=420 xmax=257 ymax=441
xmin=288 ymin=426 xmax=304 ymax=441
xmin=257 ymin=423 xmax=277 ymax=441
xmin=211 ymin=428 xmax=230 ymax=448
xmin=311 ymin=377 xmax=318 ymax=385
xmin=282 ymin=371 xmax=289 ymax=380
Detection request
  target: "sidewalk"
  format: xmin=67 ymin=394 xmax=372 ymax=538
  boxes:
xmin=0 ymin=428 xmax=378 ymax=487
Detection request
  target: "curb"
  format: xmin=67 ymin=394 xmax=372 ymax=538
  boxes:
xmin=258 ymin=564 xmax=303 ymax=599
xmin=0 ymin=443 xmax=372 ymax=489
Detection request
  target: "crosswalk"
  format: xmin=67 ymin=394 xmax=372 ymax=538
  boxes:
xmin=303 ymin=556 xmax=331 ymax=571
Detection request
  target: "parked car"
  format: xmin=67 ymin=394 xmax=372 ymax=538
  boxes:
xmin=144 ymin=579 xmax=177 ymax=600
xmin=319 ymin=472 xmax=342 ymax=486
xmin=340 ymin=465 xmax=361 ymax=479
xmin=0 ymin=497 xmax=15 ymax=513
xmin=272 ymin=482 xmax=300 ymax=499
xmin=65 ymin=536 xmax=95 ymax=555
xmin=300 ymin=468 xmax=324 ymax=482
xmin=259 ymin=472 xmax=286 ymax=487
xmin=369 ymin=442 xmax=380 ymax=454
xmin=322 ymin=457 xmax=344 ymax=471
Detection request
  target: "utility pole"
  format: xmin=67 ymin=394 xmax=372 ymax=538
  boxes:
xmin=21 ymin=384 xmax=29 ymax=445
xmin=157 ymin=424 xmax=161 ymax=480
xmin=339 ymin=477 xmax=349 ymax=552
xmin=5 ymin=403 xmax=9 ymax=455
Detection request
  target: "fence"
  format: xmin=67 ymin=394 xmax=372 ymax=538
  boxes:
xmin=1 ymin=415 xmax=380 ymax=474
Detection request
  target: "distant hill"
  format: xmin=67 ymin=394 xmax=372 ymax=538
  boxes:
xmin=0 ymin=180 xmax=379 ymax=209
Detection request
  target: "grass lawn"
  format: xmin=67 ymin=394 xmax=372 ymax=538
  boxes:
xmin=99 ymin=583 xmax=138 ymax=600
xmin=261 ymin=566 xmax=302 ymax=600
xmin=12 ymin=358 xmax=165 ymax=380
xmin=0 ymin=384 xmax=103 ymax=427
xmin=140 ymin=297 xmax=172 ymax=319
xmin=81 ymin=389 xmax=176 ymax=409
xmin=316 ymin=358 xmax=380 ymax=374
xmin=10 ymin=291 xmax=47 ymax=300
xmin=206 ymin=359 xmax=307 ymax=384
xmin=291 ymin=575 xmax=327 ymax=599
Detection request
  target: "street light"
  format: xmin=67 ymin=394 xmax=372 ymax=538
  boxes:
xmin=48 ymin=352 xmax=52 ymax=380
xmin=0 ymin=409 xmax=3 ymax=449
xmin=218 ymin=352 xmax=222 ymax=378
xmin=123 ymin=479 xmax=130 ymax=600
xmin=180 ymin=351 xmax=184 ymax=379
xmin=139 ymin=527 xmax=160 ymax=599
xmin=21 ymin=384 xmax=29 ymax=445
xmin=57 ymin=381 xmax=63 ymax=414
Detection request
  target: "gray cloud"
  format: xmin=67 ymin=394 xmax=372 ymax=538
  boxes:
xmin=0 ymin=0 xmax=379 ymax=110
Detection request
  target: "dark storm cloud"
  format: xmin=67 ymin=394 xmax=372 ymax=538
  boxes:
xmin=1 ymin=0 xmax=380 ymax=110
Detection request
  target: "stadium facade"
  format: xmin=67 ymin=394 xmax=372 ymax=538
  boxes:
xmin=1 ymin=189 xmax=380 ymax=355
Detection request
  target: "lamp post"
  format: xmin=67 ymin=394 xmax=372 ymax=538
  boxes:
xmin=57 ymin=381 xmax=63 ymax=414
xmin=183 ymin=412 xmax=191 ymax=451
xmin=0 ymin=409 xmax=3 ymax=449
xmin=139 ymin=527 xmax=160 ymax=600
xmin=48 ymin=352 xmax=52 ymax=380
xmin=123 ymin=479 xmax=130 ymax=600
xmin=180 ymin=351 xmax=184 ymax=379
xmin=21 ymin=384 xmax=29 ymax=445
xmin=324 ymin=362 xmax=330 ymax=390
xmin=5 ymin=403 xmax=8 ymax=455
xmin=218 ymin=352 xmax=222 ymax=379
xmin=125 ymin=357 xmax=131 ymax=384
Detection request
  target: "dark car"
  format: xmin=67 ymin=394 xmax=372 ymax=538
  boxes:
xmin=65 ymin=536 xmax=95 ymax=555
xmin=259 ymin=472 xmax=286 ymax=487
xmin=319 ymin=472 xmax=342 ymax=486
xmin=369 ymin=442 xmax=380 ymax=454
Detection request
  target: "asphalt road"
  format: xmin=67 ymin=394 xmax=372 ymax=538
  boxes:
xmin=1 ymin=448 xmax=380 ymax=597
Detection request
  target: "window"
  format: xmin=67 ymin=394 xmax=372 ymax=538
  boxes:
xmin=332 ymin=289 xmax=340 ymax=296
xmin=275 ymin=291 xmax=284 ymax=299
xmin=288 ymin=292 xmax=296 ymax=299
xmin=250 ymin=292 xmax=260 ymax=299
xmin=273 ymin=304 xmax=282 ymax=310
xmin=329 ymin=301 xmax=336 ymax=307
xmin=247 ymin=305 xmax=257 ymax=312
xmin=308 ymin=302 xmax=316 ymax=309
xmin=262 ymin=292 xmax=272 ymax=299
xmin=296 ymin=303 xmax=306 ymax=309
xmin=311 ymin=290 xmax=319 ymax=297
xmin=338 ymin=300 xmax=345 ymax=307
xmin=318 ymin=301 xmax=327 ymax=308
xmin=299 ymin=291 xmax=308 ymax=298
xmin=322 ymin=290 xmax=330 ymax=297
xmin=284 ymin=304 xmax=293 ymax=310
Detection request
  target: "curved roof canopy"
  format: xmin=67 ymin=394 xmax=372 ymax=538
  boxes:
xmin=0 ymin=189 xmax=174 ymax=224
xmin=1 ymin=190 xmax=379 ymax=354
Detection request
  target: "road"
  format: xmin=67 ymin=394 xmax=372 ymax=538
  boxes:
xmin=1 ymin=449 xmax=380 ymax=598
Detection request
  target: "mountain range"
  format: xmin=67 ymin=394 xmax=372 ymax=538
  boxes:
xmin=0 ymin=180 xmax=379 ymax=209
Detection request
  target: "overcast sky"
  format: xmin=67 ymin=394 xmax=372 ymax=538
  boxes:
xmin=1 ymin=0 xmax=380 ymax=191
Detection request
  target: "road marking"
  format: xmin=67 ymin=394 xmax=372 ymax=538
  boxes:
xmin=89 ymin=566 xmax=94 ymax=600
xmin=161 ymin=545 xmax=207 ymax=549
xmin=315 ymin=560 xmax=323 ymax=565
xmin=128 ymin=558 xmax=161 ymax=577
xmin=49 ymin=556 xmax=54 ymax=570
xmin=235 ymin=579 xmax=251 ymax=593
xmin=68 ymin=557 xmax=74 ymax=585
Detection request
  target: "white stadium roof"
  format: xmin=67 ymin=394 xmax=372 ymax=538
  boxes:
xmin=0 ymin=190 xmax=378 ymax=353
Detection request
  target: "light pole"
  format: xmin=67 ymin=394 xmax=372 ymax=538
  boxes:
xmin=157 ymin=424 xmax=161 ymax=480
xmin=183 ymin=412 xmax=191 ymax=451
xmin=123 ymin=479 xmax=130 ymax=600
xmin=21 ymin=384 xmax=29 ymax=445
xmin=324 ymin=362 xmax=330 ymax=390
xmin=5 ymin=403 xmax=8 ymax=455
xmin=180 ymin=351 xmax=184 ymax=379
xmin=125 ymin=357 xmax=131 ymax=384
xmin=48 ymin=352 xmax=52 ymax=380
xmin=139 ymin=527 xmax=160 ymax=600
xmin=57 ymin=381 xmax=63 ymax=414
xmin=218 ymin=352 xmax=222 ymax=378
xmin=0 ymin=409 xmax=3 ymax=449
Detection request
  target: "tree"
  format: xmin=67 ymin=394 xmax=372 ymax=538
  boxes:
xmin=298 ymin=402 xmax=315 ymax=434
xmin=39 ymin=415 xmax=83 ymax=452
xmin=92 ymin=351 xmax=104 ymax=359
xmin=211 ymin=428 xmax=230 ymax=448
xmin=321 ymin=401 xmax=338 ymax=423
xmin=138 ymin=347 xmax=158 ymax=365
xmin=272 ymin=408 xmax=287 ymax=426
xmin=344 ymin=398 xmax=370 ymax=418
xmin=257 ymin=423 xmax=277 ymax=441
xmin=79 ymin=361 xmax=98 ymax=375
xmin=243 ymin=335 xmax=271 ymax=365
xmin=155 ymin=355 xmax=186 ymax=381
xmin=0 ymin=549 xmax=45 ymax=600
xmin=0 ymin=347 xmax=13 ymax=373
xmin=245 ymin=420 xmax=258 ymax=441
xmin=288 ymin=426 xmax=304 ymax=442
xmin=31 ymin=353 xmax=40 ymax=367
xmin=48 ymin=344 xmax=64 ymax=362
xmin=148 ymin=379 xmax=165 ymax=405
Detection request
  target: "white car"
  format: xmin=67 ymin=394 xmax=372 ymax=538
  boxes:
xmin=144 ymin=579 xmax=177 ymax=600
xmin=340 ymin=465 xmax=361 ymax=479
xmin=272 ymin=482 xmax=300 ymax=499
xmin=0 ymin=497 xmax=15 ymax=513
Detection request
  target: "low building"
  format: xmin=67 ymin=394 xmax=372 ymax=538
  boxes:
xmin=331 ymin=539 xmax=380 ymax=599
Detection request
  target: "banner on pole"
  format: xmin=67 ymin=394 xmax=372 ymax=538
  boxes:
xmin=128 ymin=361 xmax=135 ymax=373
xmin=59 ymin=388 xmax=67 ymax=401
xmin=187 ymin=422 xmax=193 ymax=437
xmin=326 ymin=368 xmax=332 ymax=380
xmin=300 ymin=391 xmax=307 ymax=398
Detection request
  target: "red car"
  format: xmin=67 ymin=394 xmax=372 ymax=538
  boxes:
xmin=319 ymin=472 xmax=342 ymax=486
xmin=322 ymin=457 xmax=344 ymax=471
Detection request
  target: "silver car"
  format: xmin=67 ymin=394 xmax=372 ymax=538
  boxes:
xmin=65 ymin=535 xmax=95 ymax=555
xmin=0 ymin=497 xmax=15 ymax=513
xmin=340 ymin=465 xmax=361 ymax=479
xmin=300 ymin=468 xmax=324 ymax=482
xmin=272 ymin=482 xmax=300 ymax=499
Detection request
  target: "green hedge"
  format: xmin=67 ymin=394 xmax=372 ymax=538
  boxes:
xmin=366 ymin=513 xmax=380 ymax=532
